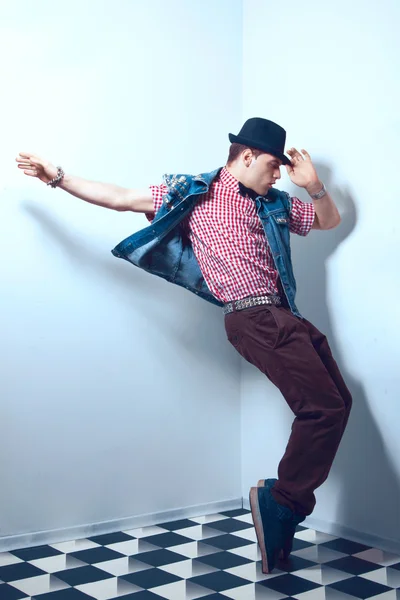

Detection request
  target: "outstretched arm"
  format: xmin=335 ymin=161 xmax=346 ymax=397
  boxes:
xmin=16 ymin=152 xmax=153 ymax=213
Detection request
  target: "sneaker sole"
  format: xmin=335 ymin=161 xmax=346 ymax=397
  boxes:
xmin=249 ymin=486 xmax=277 ymax=574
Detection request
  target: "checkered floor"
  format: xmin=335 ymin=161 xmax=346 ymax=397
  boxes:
xmin=1 ymin=508 xmax=399 ymax=600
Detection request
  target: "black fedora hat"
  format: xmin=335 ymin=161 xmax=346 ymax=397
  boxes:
xmin=229 ymin=117 xmax=291 ymax=166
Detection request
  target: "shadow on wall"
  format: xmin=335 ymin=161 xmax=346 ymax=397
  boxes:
xmin=291 ymin=163 xmax=400 ymax=547
xmin=22 ymin=203 xmax=225 ymax=359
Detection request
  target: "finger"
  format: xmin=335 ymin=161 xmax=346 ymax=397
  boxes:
xmin=18 ymin=163 xmax=32 ymax=168
xmin=20 ymin=154 xmax=43 ymax=166
xmin=23 ymin=169 xmax=38 ymax=176
xmin=291 ymin=148 xmax=304 ymax=161
xmin=29 ymin=157 xmax=43 ymax=166
xmin=18 ymin=152 xmax=38 ymax=159
xmin=301 ymin=149 xmax=311 ymax=160
xmin=16 ymin=156 xmax=36 ymax=164
xmin=287 ymin=147 xmax=302 ymax=157
xmin=286 ymin=155 xmax=296 ymax=166
xmin=285 ymin=164 xmax=294 ymax=174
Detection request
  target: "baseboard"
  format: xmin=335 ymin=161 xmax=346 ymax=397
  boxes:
xmin=5 ymin=497 xmax=398 ymax=557
xmin=242 ymin=497 xmax=400 ymax=555
xmin=0 ymin=497 xmax=243 ymax=553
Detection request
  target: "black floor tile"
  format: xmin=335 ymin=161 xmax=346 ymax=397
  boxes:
xmin=0 ymin=562 xmax=46 ymax=582
xmin=156 ymin=518 xmax=199 ymax=531
xmin=320 ymin=538 xmax=371 ymax=555
xmin=54 ymin=565 xmax=113 ymax=586
xmin=195 ymin=550 xmax=252 ymax=570
xmin=207 ymin=518 xmax=253 ymax=534
xmin=0 ymin=583 xmax=29 ymax=600
xmin=120 ymin=567 xmax=182 ymax=589
xmin=188 ymin=570 xmax=250 ymax=592
xmin=141 ymin=532 xmax=194 ymax=548
xmin=258 ymin=573 xmax=321 ymax=595
xmin=68 ymin=547 xmax=124 ymax=564
xmin=201 ymin=533 xmax=253 ymax=551
xmin=133 ymin=548 xmax=188 ymax=567
xmin=11 ymin=545 xmax=63 ymax=561
xmin=328 ymin=575 xmax=393 ymax=598
xmin=87 ymin=531 xmax=135 ymax=545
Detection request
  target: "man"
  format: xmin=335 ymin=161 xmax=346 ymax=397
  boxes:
xmin=16 ymin=117 xmax=352 ymax=574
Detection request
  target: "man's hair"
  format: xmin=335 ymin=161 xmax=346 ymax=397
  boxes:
xmin=226 ymin=143 xmax=264 ymax=166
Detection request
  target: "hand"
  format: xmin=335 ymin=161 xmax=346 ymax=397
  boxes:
xmin=16 ymin=153 xmax=58 ymax=184
xmin=286 ymin=148 xmax=321 ymax=193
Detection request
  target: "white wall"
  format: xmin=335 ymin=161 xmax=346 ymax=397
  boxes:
xmin=3 ymin=0 xmax=398 ymax=553
xmin=0 ymin=0 xmax=242 ymax=547
xmin=242 ymin=0 xmax=400 ymax=549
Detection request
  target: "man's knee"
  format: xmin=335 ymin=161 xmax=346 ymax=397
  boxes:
xmin=316 ymin=402 xmax=348 ymax=426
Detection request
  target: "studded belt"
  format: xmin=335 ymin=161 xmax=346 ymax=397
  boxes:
xmin=222 ymin=294 xmax=281 ymax=315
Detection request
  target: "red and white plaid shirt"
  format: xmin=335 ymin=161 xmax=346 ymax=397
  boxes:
xmin=147 ymin=167 xmax=315 ymax=303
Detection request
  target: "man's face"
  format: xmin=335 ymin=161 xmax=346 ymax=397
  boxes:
xmin=245 ymin=152 xmax=283 ymax=195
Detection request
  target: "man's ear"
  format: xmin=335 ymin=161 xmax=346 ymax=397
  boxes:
xmin=242 ymin=149 xmax=253 ymax=167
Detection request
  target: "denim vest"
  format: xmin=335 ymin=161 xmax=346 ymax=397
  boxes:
xmin=111 ymin=167 xmax=302 ymax=318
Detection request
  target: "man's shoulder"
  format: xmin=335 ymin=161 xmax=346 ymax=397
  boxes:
xmin=163 ymin=167 xmax=222 ymax=187
xmin=161 ymin=168 xmax=222 ymax=200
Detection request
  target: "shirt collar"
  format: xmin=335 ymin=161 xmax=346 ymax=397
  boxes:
xmin=219 ymin=167 xmax=241 ymax=192
xmin=220 ymin=166 xmax=260 ymax=200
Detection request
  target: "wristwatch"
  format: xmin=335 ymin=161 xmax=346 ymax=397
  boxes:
xmin=310 ymin=182 xmax=327 ymax=200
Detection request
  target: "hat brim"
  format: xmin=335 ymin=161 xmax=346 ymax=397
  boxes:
xmin=228 ymin=133 xmax=291 ymax=166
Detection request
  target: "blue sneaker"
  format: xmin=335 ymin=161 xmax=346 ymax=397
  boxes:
xmin=257 ymin=478 xmax=306 ymax=561
xmin=249 ymin=485 xmax=293 ymax=573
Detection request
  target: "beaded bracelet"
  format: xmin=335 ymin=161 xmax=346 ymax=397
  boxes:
xmin=47 ymin=166 xmax=65 ymax=188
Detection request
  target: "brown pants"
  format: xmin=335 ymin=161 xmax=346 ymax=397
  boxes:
xmin=225 ymin=305 xmax=352 ymax=516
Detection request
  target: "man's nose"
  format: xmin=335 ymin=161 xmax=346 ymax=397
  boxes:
xmin=274 ymin=168 xmax=281 ymax=180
